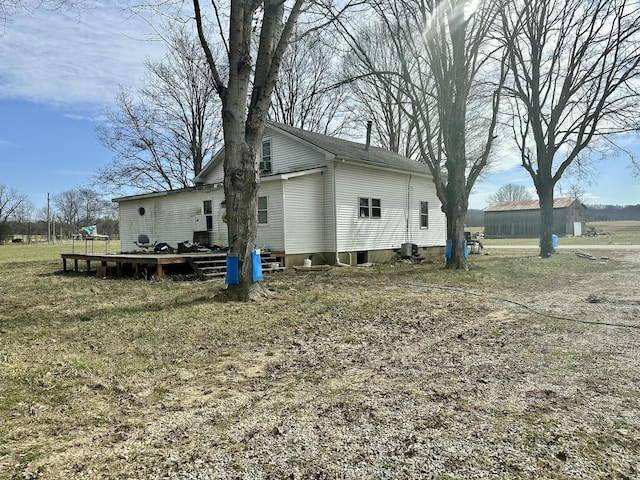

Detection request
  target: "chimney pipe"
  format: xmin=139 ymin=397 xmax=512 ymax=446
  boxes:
xmin=365 ymin=120 xmax=372 ymax=150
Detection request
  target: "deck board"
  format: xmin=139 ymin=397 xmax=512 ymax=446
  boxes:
xmin=60 ymin=252 xmax=225 ymax=278
xmin=60 ymin=252 xmax=284 ymax=279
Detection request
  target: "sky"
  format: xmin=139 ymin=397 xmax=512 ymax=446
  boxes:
xmin=0 ymin=2 xmax=167 ymax=212
xmin=0 ymin=2 xmax=639 ymax=214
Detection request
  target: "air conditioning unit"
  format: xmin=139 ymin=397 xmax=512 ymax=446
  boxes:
xmin=192 ymin=215 xmax=207 ymax=232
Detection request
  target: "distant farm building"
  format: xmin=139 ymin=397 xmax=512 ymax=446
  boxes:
xmin=484 ymin=198 xmax=587 ymax=238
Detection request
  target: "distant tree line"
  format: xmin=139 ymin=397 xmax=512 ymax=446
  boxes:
xmin=587 ymin=204 xmax=640 ymax=222
xmin=0 ymin=184 xmax=118 ymax=244
xmin=465 ymin=204 xmax=640 ymax=227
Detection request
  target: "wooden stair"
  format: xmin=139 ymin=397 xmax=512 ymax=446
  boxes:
xmin=188 ymin=252 xmax=285 ymax=280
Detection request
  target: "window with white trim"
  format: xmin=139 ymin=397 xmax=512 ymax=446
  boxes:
xmin=258 ymin=196 xmax=268 ymax=224
xmin=204 ymin=200 xmax=213 ymax=231
xmin=359 ymin=197 xmax=381 ymax=218
xmin=420 ymin=201 xmax=429 ymax=229
xmin=260 ymin=139 xmax=272 ymax=174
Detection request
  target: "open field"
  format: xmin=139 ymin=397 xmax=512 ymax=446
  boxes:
xmin=1 ymin=242 xmax=639 ymax=479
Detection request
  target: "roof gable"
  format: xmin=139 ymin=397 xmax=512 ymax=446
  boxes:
xmin=194 ymin=121 xmax=431 ymax=182
xmin=270 ymin=122 xmax=430 ymax=175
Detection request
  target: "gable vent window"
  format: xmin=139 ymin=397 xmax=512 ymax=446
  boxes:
xmin=260 ymin=139 xmax=272 ymax=174
xmin=359 ymin=197 xmax=381 ymax=218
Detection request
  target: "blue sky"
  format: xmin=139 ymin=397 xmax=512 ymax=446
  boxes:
xmin=0 ymin=2 xmax=166 ymax=212
xmin=0 ymin=3 xmax=639 ymax=213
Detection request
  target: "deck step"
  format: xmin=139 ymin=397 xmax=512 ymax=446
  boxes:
xmin=188 ymin=253 xmax=284 ymax=280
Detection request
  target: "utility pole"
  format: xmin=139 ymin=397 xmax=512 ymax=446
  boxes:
xmin=47 ymin=193 xmax=51 ymax=244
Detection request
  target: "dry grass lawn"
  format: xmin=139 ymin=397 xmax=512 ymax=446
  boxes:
xmin=0 ymin=238 xmax=639 ymax=479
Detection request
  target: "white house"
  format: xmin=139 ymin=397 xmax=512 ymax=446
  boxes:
xmin=114 ymin=122 xmax=447 ymax=266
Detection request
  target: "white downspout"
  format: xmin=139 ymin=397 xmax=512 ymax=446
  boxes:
xmin=332 ymin=160 xmax=351 ymax=267
xmin=406 ymin=174 xmax=412 ymax=243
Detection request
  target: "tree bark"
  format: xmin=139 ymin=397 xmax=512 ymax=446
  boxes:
xmin=444 ymin=168 xmax=469 ymax=270
xmin=193 ymin=0 xmax=303 ymax=301
xmin=537 ymin=181 xmax=555 ymax=258
xmin=217 ymin=0 xmax=265 ymax=301
xmin=223 ymin=141 xmax=265 ymax=301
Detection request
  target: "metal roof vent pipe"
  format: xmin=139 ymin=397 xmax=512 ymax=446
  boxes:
xmin=365 ymin=120 xmax=372 ymax=150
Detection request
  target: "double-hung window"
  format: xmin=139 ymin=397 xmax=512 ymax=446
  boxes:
xmin=258 ymin=196 xmax=268 ymax=224
xmin=260 ymin=140 xmax=272 ymax=174
xmin=420 ymin=201 xmax=429 ymax=229
xmin=359 ymin=197 xmax=381 ymax=218
xmin=203 ymin=200 xmax=213 ymax=231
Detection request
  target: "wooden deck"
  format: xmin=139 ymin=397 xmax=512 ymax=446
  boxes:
xmin=61 ymin=252 xmax=284 ymax=279
xmin=62 ymin=253 xmax=195 ymax=278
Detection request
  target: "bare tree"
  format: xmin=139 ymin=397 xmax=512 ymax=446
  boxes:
xmin=76 ymin=187 xmax=110 ymax=226
xmin=0 ymin=184 xmax=28 ymax=222
xmin=270 ymin=30 xmax=350 ymax=135
xmin=192 ymin=0 xmax=346 ymax=300
xmin=96 ymin=27 xmax=222 ymax=193
xmin=1 ymin=0 xmax=83 ymax=32
xmin=10 ymin=197 xmax=35 ymax=241
xmin=501 ymin=0 xmax=640 ymax=257
xmin=346 ymin=0 xmax=506 ymax=269
xmin=52 ymin=189 xmax=80 ymax=239
xmin=342 ymin=21 xmax=418 ymax=158
xmin=486 ymin=183 xmax=532 ymax=206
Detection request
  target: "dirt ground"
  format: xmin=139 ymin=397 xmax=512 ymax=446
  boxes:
xmin=3 ymin=249 xmax=640 ymax=479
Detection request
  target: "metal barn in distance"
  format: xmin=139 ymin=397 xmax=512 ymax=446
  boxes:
xmin=484 ymin=198 xmax=587 ymax=238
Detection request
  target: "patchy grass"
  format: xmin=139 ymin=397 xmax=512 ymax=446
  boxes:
xmin=0 ymin=243 xmax=639 ymax=479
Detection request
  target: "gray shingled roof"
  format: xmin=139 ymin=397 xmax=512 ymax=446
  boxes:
xmin=485 ymin=198 xmax=582 ymax=212
xmin=194 ymin=121 xmax=432 ymax=181
xmin=269 ymin=122 xmax=430 ymax=175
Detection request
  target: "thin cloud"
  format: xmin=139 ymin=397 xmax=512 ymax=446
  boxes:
xmin=55 ymin=170 xmax=95 ymax=177
xmin=0 ymin=4 xmax=166 ymax=108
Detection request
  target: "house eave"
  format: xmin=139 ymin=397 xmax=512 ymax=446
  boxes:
xmin=112 ymin=183 xmax=223 ymax=203
xmin=261 ymin=167 xmax=327 ymax=182
xmin=335 ymin=157 xmax=432 ymax=178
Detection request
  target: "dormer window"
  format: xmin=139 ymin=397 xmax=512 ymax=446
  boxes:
xmin=260 ymin=139 xmax=272 ymax=174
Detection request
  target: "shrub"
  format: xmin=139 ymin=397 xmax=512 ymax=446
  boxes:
xmin=0 ymin=222 xmax=13 ymax=244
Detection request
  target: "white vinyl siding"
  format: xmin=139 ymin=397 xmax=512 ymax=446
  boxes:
xmin=200 ymin=159 xmax=224 ymax=184
xmin=118 ymin=187 xmax=227 ymax=252
xmin=255 ymin=181 xmax=284 ymax=251
xmin=283 ymin=172 xmax=325 ymax=254
xmin=199 ymin=127 xmax=330 ymax=185
xmin=411 ymin=185 xmax=445 ymax=245
xmin=334 ymin=163 xmax=445 ymax=251
xmin=262 ymin=127 xmax=329 ymax=174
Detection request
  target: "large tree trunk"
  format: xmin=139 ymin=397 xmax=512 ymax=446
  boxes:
xmin=445 ymin=208 xmax=467 ymax=270
xmin=192 ymin=0 xmax=308 ymax=300
xmin=222 ymin=134 xmax=265 ymax=301
xmin=538 ymin=181 xmax=555 ymax=258
xmin=219 ymin=0 xmax=267 ymax=302
xmin=444 ymin=159 xmax=468 ymax=270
